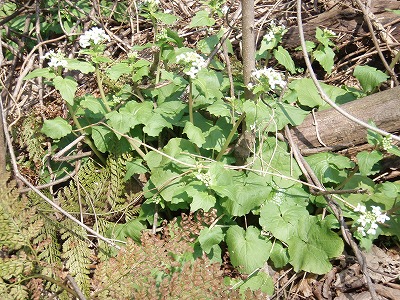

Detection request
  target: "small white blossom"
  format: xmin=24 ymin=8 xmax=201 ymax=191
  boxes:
xmin=357 ymin=226 xmax=366 ymax=236
xmin=176 ymin=52 xmax=206 ymax=79
xmin=42 ymin=50 xmax=67 ymax=68
xmin=371 ymin=206 xmax=382 ymax=215
xmin=354 ymin=203 xmax=390 ymax=237
xmin=354 ymin=203 xmax=366 ymax=213
xmin=221 ymin=5 xmax=229 ymax=14
xmin=195 ymin=172 xmax=211 ymax=187
xmin=376 ymin=213 xmax=390 ymax=223
xmin=323 ymin=28 xmax=336 ymax=36
xmin=142 ymin=0 xmax=160 ymax=6
xmin=79 ymin=27 xmax=110 ymax=48
xmin=251 ymin=67 xmax=286 ymax=90
xmin=382 ymin=136 xmax=392 ymax=151
xmin=263 ymin=31 xmax=275 ymax=42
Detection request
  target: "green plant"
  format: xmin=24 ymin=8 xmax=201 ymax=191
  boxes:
xmin=8 ymin=0 xmax=399 ymax=297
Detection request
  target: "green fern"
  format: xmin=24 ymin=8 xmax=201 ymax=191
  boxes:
xmin=60 ymin=220 xmax=92 ymax=297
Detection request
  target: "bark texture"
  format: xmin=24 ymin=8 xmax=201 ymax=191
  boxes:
xmin=290 ymin=86 xmax=400 ymax=150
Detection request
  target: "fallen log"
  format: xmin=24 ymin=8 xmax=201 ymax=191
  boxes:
xmin=290 ymin=86 xmax=400 ymax=151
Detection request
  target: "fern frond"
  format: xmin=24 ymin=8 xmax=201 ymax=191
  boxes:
xmin=61 ymin=220 xmax=92 ymax=297
xmin=106 ymin=155 xmax=126 ymax=209
xmin=18 ymin=115 xmax=45 ymax=165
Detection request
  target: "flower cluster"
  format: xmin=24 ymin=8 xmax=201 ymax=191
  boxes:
xmin=382 ymin=135 xmax=393 ymax=151
xmin=323 ymin=28 xmax=336 ymax=37
xmin=42 ymin=50 xmax=67 ymax=68
xmin=142 ymin=0 xmax=160 ymax=5
xmin=176 ymin=52 xmax=206 ymax=79
xmin=354 ymin=203 xmax=390 ymax=236
xmin=195 ymin=172 xmax=211 ymax=187
xmin=248 ymin=67 xmax=286 ymax=91
xmin=263 ymin=21 xmax=286 ymax=42
xmin=79 ymin=27 xmax=110 ymax=48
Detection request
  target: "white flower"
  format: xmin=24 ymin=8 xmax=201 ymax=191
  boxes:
xmin=354 ymin=203 xmax=390 ymax=237
xmin=79 ymin=27 xmax=110 ymax=48
xmin=357 ymin=226 xmax=366 ymax=236
xmin=354 ymin=203 xmax=366 ymax=213
xmin=142 ymin=0 xmax=160 ymax=6
xmin=176 ymin=52 xmax=206 ymax=79
xmin=221 ymin=5 xmax=229 ymax=14
xmin=376 ymin=213 xmax=390 ymax=223
xmin=371 ymin=206 xmax=382 ymax=215
xmin=263 ymin=31 xmax=275 ymax=42
xmin=382 ymin=136 xmax=392 ymax=151
xmin=251 ymin=67 xmax=286 ymax=90
xmin=323 ymin=29 xmax=336 ymax=36
xmin=357 ymin=214 xmax=368 ymax=227
xmin=42 ymin=50 xmax=67 ymax=69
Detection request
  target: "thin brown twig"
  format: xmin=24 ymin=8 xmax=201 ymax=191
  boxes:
xmin=353 ymin=0 xmax=399 ymax=85
xmin=285 ymin=123 xmax=378 ymax=300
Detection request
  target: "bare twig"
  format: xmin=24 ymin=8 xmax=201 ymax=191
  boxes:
xmin=285 ymin=123 xmax=378 ymax=300
xmin=353 ymin=0 xmax=399 ymax=85
xmin=66 ymin=275 xmax=87 ymax=300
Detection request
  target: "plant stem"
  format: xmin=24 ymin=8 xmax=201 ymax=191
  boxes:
xmin=188 ymin=80 xmax=194 ymax=124
xmin=67 ymin=103 xmax=107 ymax=165
xmin=95 ymin=64 xmax=111 ymax=113
xmin=215 ymin=112 xmax=246 ymax=161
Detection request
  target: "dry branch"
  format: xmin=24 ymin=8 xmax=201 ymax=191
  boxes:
xmin=283 ymin=0 xmax=400 ymax=50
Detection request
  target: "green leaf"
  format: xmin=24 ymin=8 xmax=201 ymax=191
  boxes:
xmin=367 ymin=121 xmax=383 ymax=146
xmin=153 ymin=12 xmax=179 ymax=24
xmin=183 ymin=121 xmax=206 ymax=147
xmin=287 ymin=216 xmax=344 ymax=274
xmin=260 ymin=201 xmax=309 ymax=242
xmin=206 ymin=100 xmax=231 ymax=117
xmin=41 ymin=117 xmax=72 ymax=139
xmin=124 ymin=159 xmax=148 ymax=181
xmin=189 ymin=11 xmax=215 ymax=28
xmin=354 ymin=65 xmax=389 ymax=93
xmin=106 ymin=62 xmax=132 ymax=80
xmin=106 ymin=111 xmax=137 ymax=134
xmin=270 ymin=241 xmax=289 ymax=268
xmin=143 ymin=113 xmax=172 ymax=136
xmin=24 ymin=68 xmax=56 ymax=80
xmin=198 ymin=227 xmax=224 ymax=254
xmin=226 ymin=226 xmax=272 ymax=274
xmin=305 ymin=152 xmax=354 ymax=184
xmin=193 ymin=69 xmax=224 ymax=101
xmin=53 ymin=76 xmax=78 ymax=105
xmin=274 ymin=46 xmax=296 ymax=73
xmin=80 ymin=95 xmax=107 ymax=115
xmin=313 ymin=46 xmax=335 ymax=74
xmin=388 ymin=145 xmax=400 ymax=157
xmin=109 ymin=219 xmax=146 ymax=244
xmin=65 ymin=59 xmax=95 ymax=73
xmin=239 ymin=272 xmax=274 ymax=296
xmin=186 ymin=185 xmax=216 ymax=212
xmin=121 ymin=101 xmax=154 ymax=124
xmin=91 ymin=125 xmax=116 ymax=153
xmin=216 ymin=172 xmax=272 ymax=217
xmin=356 ymin=150 xmax=383 ymax=176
